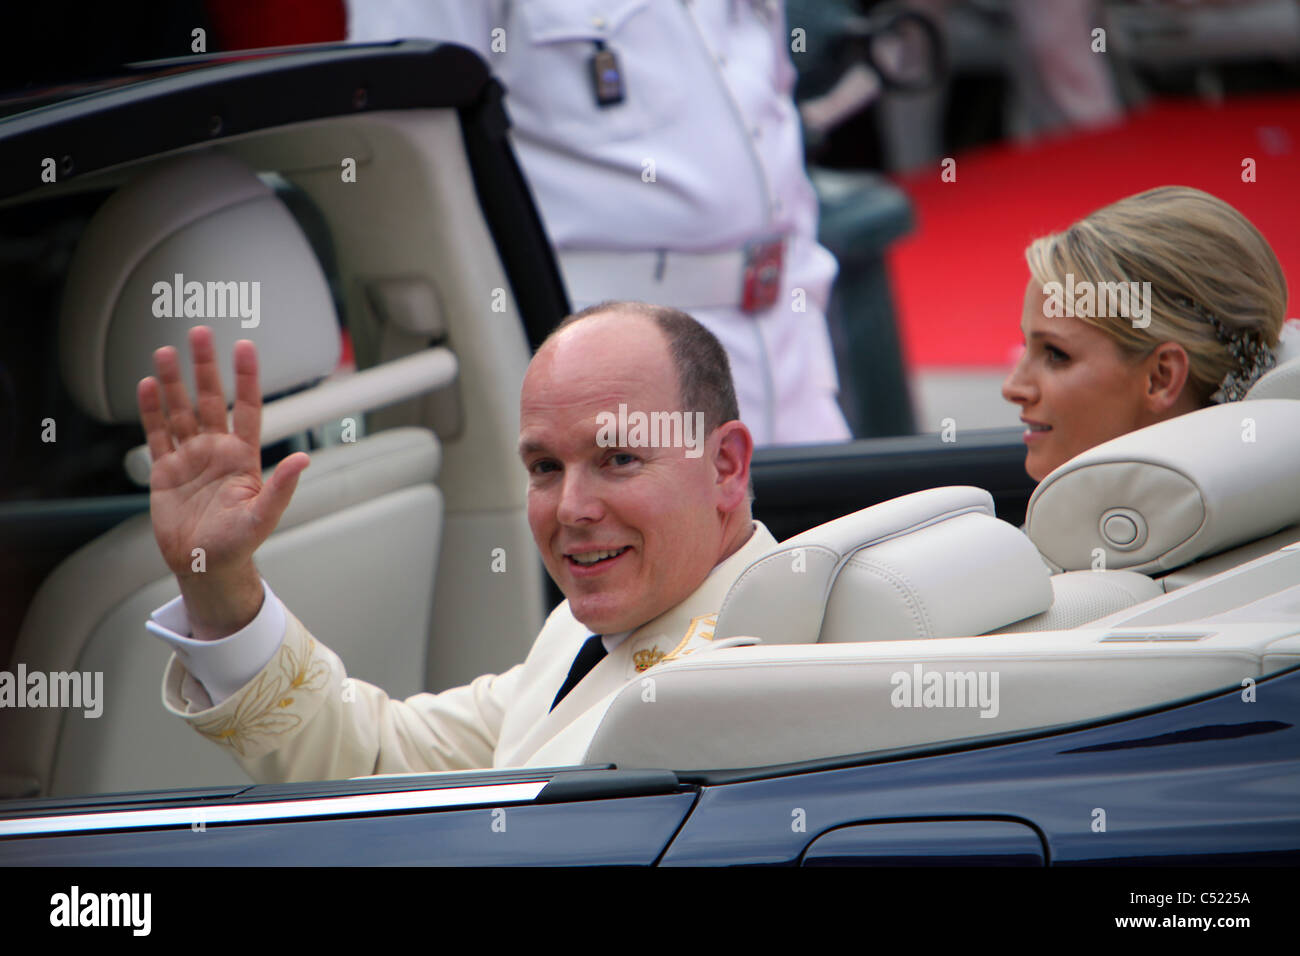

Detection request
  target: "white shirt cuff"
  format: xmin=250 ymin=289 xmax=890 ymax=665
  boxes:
xmin=146 ymin=580 xmax=287 ymax=706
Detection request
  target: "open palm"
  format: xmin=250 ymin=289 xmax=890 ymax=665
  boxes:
xmin=138 ymin=326 xmax=309 ymax=581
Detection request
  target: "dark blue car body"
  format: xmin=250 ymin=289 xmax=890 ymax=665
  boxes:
xmin=3 ymin=664 xmax=1295 ymax=866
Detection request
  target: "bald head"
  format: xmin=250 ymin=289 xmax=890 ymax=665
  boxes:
xmin=526 ymin=308 xmax=674 ymax=408
xmin=542 ymin=301 xmax=741 ymax=435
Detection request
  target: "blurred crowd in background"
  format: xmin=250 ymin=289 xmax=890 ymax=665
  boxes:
xmin=3 ymin=0 xmax=1298 ymax=438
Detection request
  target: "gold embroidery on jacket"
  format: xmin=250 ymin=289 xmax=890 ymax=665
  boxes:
xmin=193 ymin=636 xmax=329 ymax=755
xmin=633 ymin=648 xmax=666 ymax=672
xmin=658 ymin=614 xmax=717 ymax=665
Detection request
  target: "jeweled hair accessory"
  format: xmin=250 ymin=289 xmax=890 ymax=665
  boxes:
xmin=1178 ymin=298 xmax=1277 ymax=403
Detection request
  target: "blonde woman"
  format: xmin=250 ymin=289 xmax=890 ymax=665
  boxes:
xmin=1002 ymin=185 xmax=1293 ymax=481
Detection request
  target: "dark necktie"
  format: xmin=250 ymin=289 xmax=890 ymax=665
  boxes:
xmin=550 ymin=635 xmax=607 ymax=711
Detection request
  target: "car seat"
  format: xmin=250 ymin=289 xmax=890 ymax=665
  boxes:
xmin=714 ymin=485 xmax=1054 ymax=644
xmin=1 ymin=150 xmax=450 ymax=797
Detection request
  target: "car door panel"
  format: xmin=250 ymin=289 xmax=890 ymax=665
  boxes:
xmin=660 ymin=667 xmax=1300 ymax=865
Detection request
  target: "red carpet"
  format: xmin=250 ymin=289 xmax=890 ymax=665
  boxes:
xmin=887 ymin=95 xmax=1300 ymax=368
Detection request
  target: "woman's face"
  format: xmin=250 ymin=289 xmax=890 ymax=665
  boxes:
xmin=1002 ymin=280 xmax=1156 ymax=481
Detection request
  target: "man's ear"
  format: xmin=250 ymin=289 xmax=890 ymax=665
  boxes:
xmin=1143 ymin=342 xmax=1192 ymax=414
xmin=711 ymin=421 xmax=753 ymax=512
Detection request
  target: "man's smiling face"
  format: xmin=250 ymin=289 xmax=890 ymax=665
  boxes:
xmin=518 ymin=310 xmax=733 ymax=634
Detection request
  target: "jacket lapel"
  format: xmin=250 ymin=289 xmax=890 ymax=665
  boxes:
xmin=501 ymin=522 xmax=778 ymax=766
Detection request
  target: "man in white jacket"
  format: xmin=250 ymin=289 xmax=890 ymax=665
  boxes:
xmin=347 ymin=0 xmax=850 ymax=445
xmin=142 ymin=302 xmax=777 ymax=779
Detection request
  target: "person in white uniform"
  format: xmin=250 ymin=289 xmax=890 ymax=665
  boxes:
xmin=141 ymin=303 xmax=778 ymax=777
xmin=347 ymin=0 xmax=851 ymax=445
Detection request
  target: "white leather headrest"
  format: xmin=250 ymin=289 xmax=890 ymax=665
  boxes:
xmin=58 ymin=150 xmax=339 ymax=424
xmin=1027 ymin=399 xmax=1300 ymax=574
xmin=715 ymin=486 xmax=1053 ymax=644
xmin=1245 ymin=319 xmax=1300 ymax=401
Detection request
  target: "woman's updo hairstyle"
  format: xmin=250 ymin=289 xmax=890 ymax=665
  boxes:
xmin=1025 ymin=185 xmax=1287 ymax=403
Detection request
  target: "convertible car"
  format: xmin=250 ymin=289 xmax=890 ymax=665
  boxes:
xmin=0 ymin=42 xmax=1297 ymax=871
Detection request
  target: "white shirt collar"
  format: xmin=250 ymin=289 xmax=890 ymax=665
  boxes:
xmin=600 ymin=631 xmax=632 ymax=654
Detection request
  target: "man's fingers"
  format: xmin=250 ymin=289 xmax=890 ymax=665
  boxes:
xmin=190 ymin=326 xmax=230 ymax=434
xmin=250 ymin=452 xmax=309 ymax=530
xmin=137 ymin=377 xmax=175 ymax=462
xmin=152 ymin=344 xmax=199 ymax=443
xmin=230 ymin=339 xmax=262 ymax=448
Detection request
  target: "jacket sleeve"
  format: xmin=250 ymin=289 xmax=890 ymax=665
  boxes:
xmin=162 ymin=609 xmax=519 ymax=782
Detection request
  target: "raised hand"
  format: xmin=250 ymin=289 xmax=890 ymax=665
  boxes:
xmin=137 ymin=326 xmax=309 ymax=640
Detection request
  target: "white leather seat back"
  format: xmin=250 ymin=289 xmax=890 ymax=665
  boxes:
xmin=1244 ymin=321 xmax=1300 ymax=401
xmin=992 ymin=569 xmax=1164 ymax=633
xmin=715 ymin=487 xmax=1053 ymax=645
xmin=1159 ymin=520 xmax=1300 ymax=590
xmin=2 ymin=150 xmax=448 ymax=798
xmin=1246 ymin=361 xmax=1300 ymax=400
xmin=6 ymin=432 xmax=441 ymax=797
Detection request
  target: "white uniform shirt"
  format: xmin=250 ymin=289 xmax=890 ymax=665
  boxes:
xmin=348 ymin=0 xmax=849 ymax=444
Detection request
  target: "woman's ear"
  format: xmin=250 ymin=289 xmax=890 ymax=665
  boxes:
xmin=1143 ymin=342 xmax=1194 ymax=414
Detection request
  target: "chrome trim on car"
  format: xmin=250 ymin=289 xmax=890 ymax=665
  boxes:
xmin=0 ymin=781 xmax=548 ymax=836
